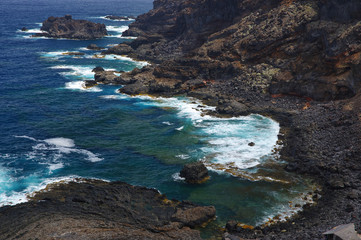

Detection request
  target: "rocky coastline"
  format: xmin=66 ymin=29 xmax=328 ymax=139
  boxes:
xmin=94 ymin=0 xmax=361 ymax=239
xmin=4 ymin=0 xmax=361 ymax=239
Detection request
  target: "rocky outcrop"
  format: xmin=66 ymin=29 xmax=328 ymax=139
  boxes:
xmin=92 ymin=67 xmax=135 ymax=85
xmin=34 ymin=15 xmax=107 ymax=40
xmin=105 ymin=0 xmax=361 ymax=102
xmin=87 ymin=44 xmax=104 ymax=50
xmin=0 ymin=179 xmax=216 ymax=240
xmin=179 ymin=162 xmax=209 ymax=184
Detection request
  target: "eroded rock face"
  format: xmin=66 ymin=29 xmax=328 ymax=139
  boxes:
xmin=0 ymin=179 xmax=216 ymax=240
xmin=106 ymin=0 xmax=361 ymax=101
xmin=34 ymin=15 xmax=107 ymax=40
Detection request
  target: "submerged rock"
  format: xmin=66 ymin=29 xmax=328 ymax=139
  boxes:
xmin=0 ymin=179 xmax=215 ymax=240
xmin=62 ymin=52 xmax=85 ymax=56
xmin=33 ymin=15 xmax=107 ymax=40
xmin=180 ymin=162 xmax=209 ymax=184
xmin=105 ymin=15 xmax=135 ymax=21
xmin=87 ymin=44 xmax=104 ymax=50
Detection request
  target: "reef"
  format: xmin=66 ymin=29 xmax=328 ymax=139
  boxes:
xmin=34 ymin=15 xmax=107 ymax=40
xmin=99 ymin=0 xmax=361 ymax=239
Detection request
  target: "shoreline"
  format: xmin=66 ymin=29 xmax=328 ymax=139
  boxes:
xmin=4 ymin=0 xmax=361 ymax=238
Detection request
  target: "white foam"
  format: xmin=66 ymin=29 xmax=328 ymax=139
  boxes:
xmin=40 ymin=51 xmax=85 ymax=59
xmin=21 ymin=35 xmax=73 ymax=40
xmin=176 ymin=154 xmax=190 ymax=160
xmin=50 ymin=65 xmax=95 ymax=80
xmin=97 ymin=16 xmax=135 ymax=21
xmin=133 ymin=96 xmax=215 ymax=122
xmin=43 ymin=138 xmax=103 ymax=162
xmin=257 ymin=188 xmax=319 ymax=226
xmin=44 ymin=138 xmax=75 ymax=148
xmin=93 ymin=54 xmax=149 ymax=67
xmin=14 ymin=135 xmax=38 ymax=141
xmin=75 ymin=149 xmax=103 ymax=162
xmin=0 ymin=176 xmax=80 ymax=207
xmin=172 ymin=172 xmax=185 ymax=182
xmin=132 ymin=96 xmax=280 ymax=170
xmin=99 ymin=95 xmax=130 ymax=100
xmin=17 ymin=28 xmax=45 ymax=34
xmin=106 ymin=25 xmax=129 ymax=33
xmin=162 ymin=121 xmax=174 ymax=126
xmin=105 ymin=25 xmax=129 ymax=38
xmin=48 ymin=162 xmax=64 ymax=173
xmin=175 ymin=126 xmax=184 ymax=131
xmin=65 ymin=81 xmax=102 ymax=92
xmin=14 ymin=135 xmax=103 ymax=163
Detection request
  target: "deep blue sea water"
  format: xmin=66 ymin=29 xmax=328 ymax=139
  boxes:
xmin=0 ymin=0 xmax=315 ymax=235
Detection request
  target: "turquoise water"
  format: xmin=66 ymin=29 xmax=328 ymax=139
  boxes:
xmin=0 ymin=0 xmax=313 ymax=234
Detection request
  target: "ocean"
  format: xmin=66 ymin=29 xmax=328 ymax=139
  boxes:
xmin=0 ymin=0 xmax=314 ymax=235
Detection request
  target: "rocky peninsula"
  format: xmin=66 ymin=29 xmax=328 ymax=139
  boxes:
xmin=0 ymin=179 xmax=215 ymax=240
xmin=33 ymin=15 xmax=107 ymax=40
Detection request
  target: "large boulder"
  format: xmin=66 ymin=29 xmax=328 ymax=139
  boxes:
xmin=33 ymin=15 xmax=107 ymax=40
xmin=179 ymin=162 xmax=209 ymax=184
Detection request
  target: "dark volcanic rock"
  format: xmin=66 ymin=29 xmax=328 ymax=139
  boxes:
xmin=33 ymin=15 xmax=107 ymax=40
xmin=105 ymin=0 xmax=361 ymax=101
xmin=84 ymin=80 xmax=98 ymax=88
xmin=105 ymin=15 xmax=135 ymax=21
xmin=62 ymin=52 xmax=85 ymax=56
xmin=87 ymin=44 xmax=104 ymax=50
xmin=180 ymin=162 xmax=209 ymax=184
xmin=94 ymin=70 xmax=120 ymax=84
xmin=94 ymin=69 xmax=134 ymax=85
xmin=103 ymin=43 xmax=134 ymax=55
xmin=92 ymin=66 xmax=105 ymax=72
xmin=0 ymin=179 xmax=215 ymax=240
xmin=21 ymin=27 xmax=28 ymax=31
